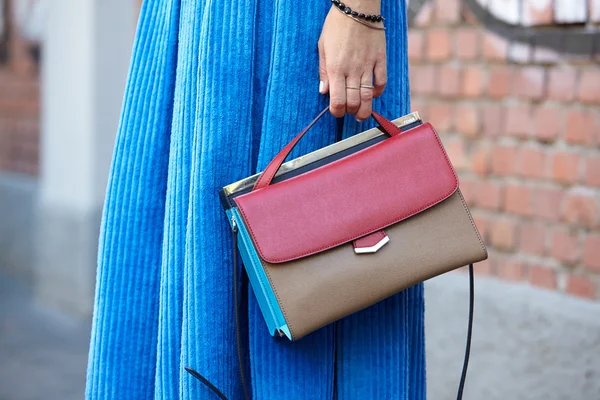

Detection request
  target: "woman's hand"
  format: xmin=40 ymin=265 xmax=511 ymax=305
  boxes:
xmin=318 ymin=1 xmax=387 ymax=121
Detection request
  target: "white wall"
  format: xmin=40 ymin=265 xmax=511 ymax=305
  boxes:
xmin=37 ymin=0 xmax=136 ymax=314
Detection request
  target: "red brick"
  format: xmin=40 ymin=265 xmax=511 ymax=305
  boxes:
xmin=528 ymin=265 xmax=557 ymax=290
xmin=565 ymin=109 xmax=598 ymax=145
xmin=482 ymin=31 xmax=508 ymax=61
xmin=411 ymin=65 xmax=437 ymax=95
xmin=519 ymin=222 xmax=547 ymax=255
xmin=532 ymin=187 xmax=564 ymax=221
xmin=532 ymin=49 xmax=563 ymax=68
xmin=505 ymin=104 xmax=532 ymax=138
xmin=427 ymin=28 xmax=452 ymax=61
xmin=482 ymin=105 xmax=504 ymax=138
xmin=458 ymin=176 xmax=477 ymax=206
xmin=456 ymin=104 xmax=480 ymax=138
xmin=490 ymin=218 xmax=517 ymax=251
xmin=411 ymin=100 xmax=428 ymax=120
xmin=487 ymin=66 xmax=512 ymax=99
xmin=474 ymin=258 xmax=495 ymax=276
xmin=578 ymin=69 xmax=600 ymax=104
xmin=409 ymin=65 xmax=419 ymax=91
xmin=519 ymin=147 xmax=548 ymax=180
xmin=532 ymin=45 xmax=561 ymax=64
xmin=595 ymin=112 xmax=600 ymax=145
xmin=434 ymin=0 xmax=461 ymax=23
xmin=583 ymin=234 xmax=600 ymax=272
xmin=503 ymin=184 xmax=532 ymax=216
xmin=496 ymin=257 xmax=526 ymax=282
xmin=562 ymin=189 xmax=599 ymax=229
xmin=439 ymin=65 xmax=461 ymax=98
xmin=534 ymin=106 xmax=563 ymax=142
xmin=428 ymin=103 xmax=453 ymax=132
xmin=454 ymin=28 xmax=479 ymax=60
xmin=508 ymin=41 xmax=532 ymax=64
xmin=514 ymin=66 xmax=546 ymax=100
xmin=550 ymin=228 xmax=581 ymax=265
xmin=414 ymin=2 xmax=434 ymax=27
xmin=522 ymin=0 xmax=554 ymax=26
xmin=0 ymin=72 xmax=40 ymax=175
xmin=566 ymin=275 xmax=595 ymax=299
xmin=408 ymin=30 xmax=425 ymax=62
xmin=473 ymin=214 xmax=489 ymax=241
xmin=491 ymin=145 xmax=517 ymax=176
xmin=0 ymin=143 xmax=9 ymax=171
xmin=461 ymin=66 xmax=485 ymax=98
xmin=551 ymin=151 xmax=582 ymax=185
xmin=443 ymin=137 xmax=467 ymax=171
xmin=585 ymin=156 xmax=600 ymax=187
xmin=547 ymin=67 xmax=577 ymax=102
xmin=5 ymin=81 xmax=39 ymax=103
xmin=470 ymin=143 xmax=491 ymax=176
xmin=477 ymin=180 xmax=503 ymax=211
xmin=461 ymin=5 xmax=479 ymax=25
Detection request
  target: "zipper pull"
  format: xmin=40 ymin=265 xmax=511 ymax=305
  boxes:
xmin=231 ymin=214 xmax=238 ymax=234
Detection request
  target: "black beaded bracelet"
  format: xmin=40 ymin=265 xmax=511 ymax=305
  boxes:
xmin=331 ymin=0 xmax=384 ymax=23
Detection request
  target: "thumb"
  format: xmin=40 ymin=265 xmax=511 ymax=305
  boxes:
xmin=318 ymin=41 xmax=329 ymax=94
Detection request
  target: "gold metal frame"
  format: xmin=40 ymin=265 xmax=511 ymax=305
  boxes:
xmin=223 ymin=111 xmax=421 ymax=196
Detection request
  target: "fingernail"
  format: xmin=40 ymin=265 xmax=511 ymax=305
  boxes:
xmin=319 ymin=81 xmax=324 ymax=93
xmin=356 ymin=118 xmax=364 ymax=123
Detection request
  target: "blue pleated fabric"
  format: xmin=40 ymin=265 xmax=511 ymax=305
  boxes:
xmin=85 ymin=0 xmax=425 ymax=399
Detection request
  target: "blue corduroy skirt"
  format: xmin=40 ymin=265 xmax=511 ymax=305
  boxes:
xmin=85 ymin=0 xmax=425 ymax=398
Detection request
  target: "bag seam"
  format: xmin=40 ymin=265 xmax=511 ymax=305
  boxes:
xmin=259 ymin=259 xmax=296 ymax=339
xmin=457 ymin=189 xmax=488 ymax=258
xmin=238 ymin=123 xmax=460 ymax=263
xmin=235 ymin=210 xmax=293 ymax=338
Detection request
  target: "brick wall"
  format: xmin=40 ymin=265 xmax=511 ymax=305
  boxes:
xmin=0 ymin=0 xmax=40 ymax=176
xmin=409 ymin=0 xmax=600 ymax=300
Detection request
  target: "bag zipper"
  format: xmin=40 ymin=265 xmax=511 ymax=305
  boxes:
xmin=231 ymin=214 xmax=238 ymax=233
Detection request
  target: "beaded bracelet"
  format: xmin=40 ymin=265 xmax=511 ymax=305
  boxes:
xmin=331 ymin=0 xmax=385 ymax=23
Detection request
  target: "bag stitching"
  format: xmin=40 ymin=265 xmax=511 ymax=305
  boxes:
xmin=456 ymin=189 xmax=488 ymax=258
xmin=353 ymin=229 xmax=386 ymax=247
xmin=256 ymin=190 xmax=483 ymax=341
xmin=238 ymin=123 xmax=460 ymax=263
xmin=259 ymin=259 xmax=296 ymax=340
xmin=236 ymin=214 xmax=290 ymax=336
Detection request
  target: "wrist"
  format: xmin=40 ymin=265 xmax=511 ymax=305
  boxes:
xmin=330 ymin=0 xmax=385 ymax=28
xmin=334 ymin=0 xmax=381 ymax=15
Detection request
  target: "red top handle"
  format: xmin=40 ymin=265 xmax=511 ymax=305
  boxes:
xmin=252 ymin=107 xmax=404 ymax=191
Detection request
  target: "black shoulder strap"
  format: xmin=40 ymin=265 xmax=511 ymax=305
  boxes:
xmin=185 ymin=228 xmax=475 ymax=400
xmin=457 ymin=263 xmax=475 ymax=400
xmin=184 ymin=219 xmax=250 ymax=400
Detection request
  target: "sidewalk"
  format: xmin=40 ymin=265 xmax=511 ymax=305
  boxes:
xmin=0 ymin=273 xmax=90 ymax=400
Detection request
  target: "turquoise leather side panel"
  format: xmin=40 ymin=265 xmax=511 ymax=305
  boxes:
xmin=227 ymin=208 xmax=291 ymax=340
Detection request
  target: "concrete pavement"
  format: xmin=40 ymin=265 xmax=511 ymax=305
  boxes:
xmin=0 ymin=273 xmax=90 ymax=400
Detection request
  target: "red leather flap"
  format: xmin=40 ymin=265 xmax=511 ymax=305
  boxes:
xmin=234 ymin=123 xmax=458 ymax=264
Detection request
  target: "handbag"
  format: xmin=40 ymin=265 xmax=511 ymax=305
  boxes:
xmin=186 ymin=107 xmax=488 ymax=400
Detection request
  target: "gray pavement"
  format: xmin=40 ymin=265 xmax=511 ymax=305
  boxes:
xmin=0 ymin=273 xmax=90 ymax=400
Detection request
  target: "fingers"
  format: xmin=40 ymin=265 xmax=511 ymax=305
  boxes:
xmin=318 ymin=41 xmax=329 ymax=94
xmin=325 ymin=58 xmax=382 ymax=118
xmin=345 ymin=76 xmax=361 ymax=115
xmin=373 ymin=58 xmax=387 ymax=98
xmin=329 ymin=74 xmax=346 ymax=118
xmin=355 ymin=72 xmax=374 ymax=121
